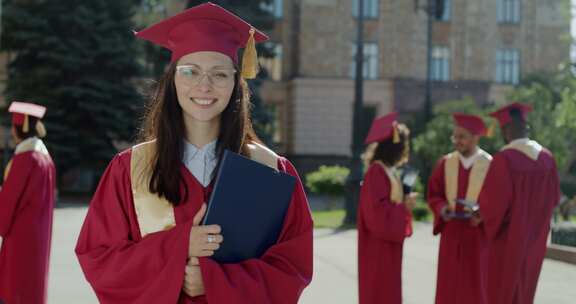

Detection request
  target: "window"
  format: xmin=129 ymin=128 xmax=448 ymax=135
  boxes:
xmin=495 ymin=48 xmax=520 ymax=85
xmin=268 ymin=103 xmax=283 ymax=145
xmin=261 ymin=0 xmax=283 ymax=18
xmin=352 ymin=0 xmax=379 ymax=19
xmin=259 ymin=42 xmax=283 ymax=81
xmin=350 ymin=43 xmax=379 ymax=80
xmin=430 ymin=46 xmax=450 ymax=81
xmin=498 ymin=0 xmax=520 ymax=24
xmin=435 ymin=0 xmax=451 ymax=22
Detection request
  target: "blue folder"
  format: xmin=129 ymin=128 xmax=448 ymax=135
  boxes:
xmin=203 ymin=150 xmax=296 ymax=263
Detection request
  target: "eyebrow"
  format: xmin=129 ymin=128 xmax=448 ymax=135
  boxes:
xmin=178 ymin=63 xmax=234 ymax=69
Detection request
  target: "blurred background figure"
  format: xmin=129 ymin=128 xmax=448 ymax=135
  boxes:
xmin=476 ymin=103 xmax=561 ymax=304
xmin=0 ymin=101 xmax=56 ymax=304
xmin=427 ymin=113 xmax=491 ymax=304
xmin=357 ymin=112 xmax=417 ymax=304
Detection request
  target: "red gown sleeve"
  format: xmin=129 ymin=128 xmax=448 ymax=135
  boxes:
xmin=478 ymin=153 xmax=513 ymax=240
xmin=198 ymin=158 xmax=313 ymax=304
xmin=426 ymin=158 xmax=448 ymax=235
xmin=358 ymin=164 xmax=409 ymax=242
xmin=0 ymin=153 xmax=34 ymax=237
xmin=75 ymin=154 xmax=194 ymax=304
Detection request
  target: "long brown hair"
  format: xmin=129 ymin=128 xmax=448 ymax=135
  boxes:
xmin=139 ymin=62 xmax=261 ymax=205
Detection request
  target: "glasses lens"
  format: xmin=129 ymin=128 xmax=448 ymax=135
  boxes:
xmin=177 ymin=66 xmax=235 ymax=87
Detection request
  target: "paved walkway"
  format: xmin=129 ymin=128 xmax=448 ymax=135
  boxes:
xmin=48 ymin=207 xmax=576 ymax=303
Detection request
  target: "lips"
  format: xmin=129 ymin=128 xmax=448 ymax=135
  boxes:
xmin=191 ymin=98 xmax=217 ymax=106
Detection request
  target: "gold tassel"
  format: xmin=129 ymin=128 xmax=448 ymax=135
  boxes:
xmin=23 ymin=115 xmax=29 ymax=133
xmin=36 ymin=121 xmax=47 ymax=138
xmin=393 ymin=126 xmax=400 ymax=143
xmin=241 ymin=28 xmax=258 ymax=79
xmin=4 ymin=159 xmax=13 ymax=182
xmin=486 ymin=120 xmax=497 ymax=138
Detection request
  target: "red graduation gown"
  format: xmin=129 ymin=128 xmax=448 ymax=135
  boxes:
xmin=427 ymin=158 xmax=486 ymax=304
xmin=478 ymin=148 xmax=560 ymax=304
xmin=0 ymin=149 xmax=56 ymax=304
xmin=75 ymin=149 xmax=313 ymax=304
xmin=357 ymin=163 xmax=412 ymax=304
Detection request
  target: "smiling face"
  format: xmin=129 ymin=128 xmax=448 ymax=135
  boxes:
xmin=174 ymin=51 xmax=236 ymax=124
xmin=451 ymin=126 xmax=479 ymax=157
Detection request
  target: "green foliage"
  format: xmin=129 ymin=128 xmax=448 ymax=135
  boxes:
xmin=551 ymin=222 xmax=576 ymax=247
xmin=411 ymin=65 xmax=576 ymax=199
xmin=306 ymin=165 xmax=350 ymax=196
xmin=311 ymin=209 xmax=346 ymax=229
xmin=412 ymin=203 xmax=431 ymax=222
xmin=509 ymin=66 xmax=576 ymax=197
xmin=511 ymin=67 xmax=576 ymax=173
xmin=2 ymin=0 xmax=143 ymax=176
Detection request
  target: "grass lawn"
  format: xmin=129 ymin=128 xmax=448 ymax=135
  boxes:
xmin=311 ymin=209 xmax=346 ymax=229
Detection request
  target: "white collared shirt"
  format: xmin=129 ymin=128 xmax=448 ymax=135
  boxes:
xmin=182 ymin=140 xmax=218 ymax=187
xmin=458 ymin=148 xmax=483 ymax=170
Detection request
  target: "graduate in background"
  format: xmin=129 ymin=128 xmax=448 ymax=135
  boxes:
xmin=474 ymin=103 xmax=560 ymax=304
xmin=75 ymin=3 xmax=312 ymax=303
xmin=427 ymin=113 xmax=491 ymax=304
xmin=357 ymin=112 xmax=417 ymax=304
xmin=0 ymin=101 xmax=56 ymax=304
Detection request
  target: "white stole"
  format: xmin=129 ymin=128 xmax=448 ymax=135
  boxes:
xmin=444 ymin=150 xmax=492 ymax=208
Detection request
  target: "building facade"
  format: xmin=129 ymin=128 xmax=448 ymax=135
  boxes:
xmin=0 ymin=0 xmax=570 ymax=175
xmin=259 ymin=0 xmax=570 ymax=172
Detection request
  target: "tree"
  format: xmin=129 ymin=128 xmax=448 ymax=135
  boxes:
xmin=187 ymin=0 xmax=276 ymax=146
xmin=508 ymin=66 xmax=576 ymax=198
xmin=2 ymin=0 xmax=143 ymax=183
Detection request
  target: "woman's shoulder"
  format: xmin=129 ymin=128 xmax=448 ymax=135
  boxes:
xmin=246 ymin=141 xmax=278 ymax=169
xmin=246 ymin=141 xmax=299 ymax=176
xmin=110 ymin=140 xmax=156 ymax=172
xmin=366 ymin=161 xmax=385 ymax=174
xmin=365 ymin=162 xmax=389 ymax=181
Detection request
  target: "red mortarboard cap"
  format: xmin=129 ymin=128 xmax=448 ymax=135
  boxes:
xmin=452 ymin=113 xmax=487 ymax=136
xmin=134 ymin=2 xmax=268 ymax=66
xmin=489 ymin=102 xmax=533 ymax=127
xmin=365 ymin=112 xmax=399 ymax=144
xmin=9 ymin=101 xmax=46 ymax=127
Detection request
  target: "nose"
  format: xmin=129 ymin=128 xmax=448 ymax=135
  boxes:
xmin=195 ymin=75 xmax=213 ymax=93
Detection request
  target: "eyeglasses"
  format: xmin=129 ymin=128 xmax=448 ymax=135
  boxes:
xmin=175 ymin=65 xmax=237 ymax=88
xmin=450 ymin=134 xmax=472 ymax=143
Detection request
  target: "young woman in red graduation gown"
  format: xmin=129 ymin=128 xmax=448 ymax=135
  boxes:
xmin=357 ymin=113 xmax=417 ymax=304
xmin=75 ymin=3 xmax=313 ymax=304
xmin=0 ymin=102 xmax=56 ymax=304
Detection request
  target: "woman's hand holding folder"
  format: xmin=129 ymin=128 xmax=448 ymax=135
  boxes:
xmin=184 ymin=203 xmax=224 ymax=297
xmin=188 ymin=203 xmax=223 ymax=258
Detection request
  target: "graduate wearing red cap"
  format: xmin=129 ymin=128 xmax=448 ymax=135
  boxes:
xmin=475 ymin=103 xmax=560 ymax=304
xmin=357 ymin=112 xmax=416 ymax=304
xmin=75 ymin=3 xmax=312 ymax=304
xmin=426 ymin=113 xmax=491 ymax=304
xmin=0 ymin=101 xmax=56 ymax=304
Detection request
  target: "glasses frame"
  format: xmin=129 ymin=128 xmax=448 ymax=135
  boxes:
xmin=175 ymin=65 xmax=237 ymax=88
